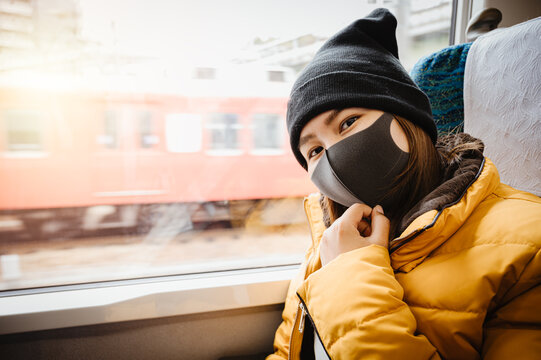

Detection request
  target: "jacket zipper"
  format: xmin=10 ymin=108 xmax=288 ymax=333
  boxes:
xmin=298 ymin=302 xmax=307 ymax=333
xmin=288 ymin=301 xmax=304 ymax=360
xmin=295 ymin=294 xmax=332 ymax=360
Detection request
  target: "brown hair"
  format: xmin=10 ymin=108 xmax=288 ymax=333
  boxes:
xmin=320 ymin=116 xmax=443 ymax=239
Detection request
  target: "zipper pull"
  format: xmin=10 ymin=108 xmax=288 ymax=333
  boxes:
xmin=298 ymin=302 xmax=306 ymax=333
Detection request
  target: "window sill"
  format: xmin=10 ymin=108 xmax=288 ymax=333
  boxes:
xmin=0 ymin=265 xmax=297 ymax=335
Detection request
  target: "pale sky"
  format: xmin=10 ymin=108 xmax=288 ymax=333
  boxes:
xmin=77 ymin=0 xmax=387 ymax=61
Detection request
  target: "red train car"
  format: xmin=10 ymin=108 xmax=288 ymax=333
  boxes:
xmin=0 ymin=87 xmax=315 ymax=239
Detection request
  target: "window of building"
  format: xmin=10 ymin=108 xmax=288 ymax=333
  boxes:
xmin=252 ymin=113 xmax=283 ymax=151
xmin=193 ymin=67 xmax=216 ymax=80
xmin=267 ymin=70 xmax=285 ymax=82
xmin=3 ymin=110 xmax=43 ymax=152
xmin=165 ymin=113 xmax=202 ymax=153
xmin=206 ymin=113 xmax=241 ymax=151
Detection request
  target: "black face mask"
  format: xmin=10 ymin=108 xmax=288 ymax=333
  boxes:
xmin=311 ymin=112 xmax=409 ymax=209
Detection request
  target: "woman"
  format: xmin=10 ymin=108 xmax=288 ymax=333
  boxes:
xmin=267 ymin=8 xmax=541 ymax=360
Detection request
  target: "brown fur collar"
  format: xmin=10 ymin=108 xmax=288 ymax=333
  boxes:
xmin=396 ymin=133 xmax=485 ymax=235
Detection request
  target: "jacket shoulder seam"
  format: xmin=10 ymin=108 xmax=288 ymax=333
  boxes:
xmin=354 ymin=303 xmax=408 ymax=328
xmin=431 ymin=242 xmax=539 ymax=257
xmin=492 ymin=195 xmax=541 ymax=206
xmin=407 ymin=304 xmax=484 ymax=314
xmin=496 ymin=249 xmax=541 ymax=308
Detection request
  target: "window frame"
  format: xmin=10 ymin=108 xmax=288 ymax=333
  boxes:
xmin=0 ymin=265 xmax=297 ymax=335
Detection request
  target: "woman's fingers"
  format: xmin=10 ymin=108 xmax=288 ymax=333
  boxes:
xmin=370 ymin=205 xmax=390 ymax=248
xmin=340 ymin=203 xmax=389 ymax=244
xmin=343 ymin=203 xmax=374 ymax=236
xmin=319 ymin=203 xmax=389 ymax=266
xmin=341 ymin=203 xmax=372 ymax=225
xmin=357 ymin=219 xmax=372 ymax=237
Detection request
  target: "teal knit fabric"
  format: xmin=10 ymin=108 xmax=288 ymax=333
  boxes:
xmin=410 ymin=43 xmax=472 ymax=134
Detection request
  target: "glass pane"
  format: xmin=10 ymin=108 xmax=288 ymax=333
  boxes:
xmin=102 ymin=110 xmax=118 ymax=149
xmin=206 ymin=113 xmax=241 ymax=151
xmin=138 ymin=111 xmax=157 ymax=148
xmin=0 ymin=0 xmax=453 ymax=291
xmin=253 ymin=114 xmax=283 ymax=150
xmin=4 ymin=110 xmax=43 ymax=151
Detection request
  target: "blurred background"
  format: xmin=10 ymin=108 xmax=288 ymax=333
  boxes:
xmin=0 ymin=0 xmax=452 ymax=291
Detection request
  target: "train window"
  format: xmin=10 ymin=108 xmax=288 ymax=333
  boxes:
xmin=206 ymin=113 xmax=242 ymax=152
xmin=0 ymin=0 xmax=454 ymax=295
xmin=96 ymin=110 xmax=119 ymax=148
xmin=3 ymin=110 xmax=43 ymax=152
xmin=165 ymin=114 xmax=202 ymax=153
xmin=138 ymin=111 xmax=159 ymax=148
xmin=252 ymin=113 xmax=284 ymax=152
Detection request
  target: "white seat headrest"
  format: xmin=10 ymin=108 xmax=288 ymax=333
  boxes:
xmin=464 ymin=17 xmax=541 ymax=196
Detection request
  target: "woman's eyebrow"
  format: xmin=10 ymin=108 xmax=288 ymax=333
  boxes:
xmin=298 ymin=133 xmax=315 ymax=149
xmin=298 ymin=109 xmax=344 ymax=149
xmin=324 ymin=109 xmax=343 ymax=125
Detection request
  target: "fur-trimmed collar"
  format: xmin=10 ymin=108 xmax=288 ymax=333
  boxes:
xmin=396 ymin=133 xmax=485 ymax=235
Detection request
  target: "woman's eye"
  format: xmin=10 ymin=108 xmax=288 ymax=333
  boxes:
xmin=308 ymin=146 xmax=323 ymax=159
xmin=340 ymin=116 xmax=359 ymax=132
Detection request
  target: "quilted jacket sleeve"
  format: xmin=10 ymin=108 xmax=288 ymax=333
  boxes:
xmin=297 ymin=244 xmax=440 ymax=359
xmin=482 ymin=248 xmax=541 ymax=360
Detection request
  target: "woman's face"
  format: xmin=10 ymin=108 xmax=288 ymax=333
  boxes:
xmin=299 ymin=107 xmax=409 ymax=176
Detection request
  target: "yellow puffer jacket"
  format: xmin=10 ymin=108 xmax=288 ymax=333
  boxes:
xmin=267 ymin=157 xmax=541 ymax=360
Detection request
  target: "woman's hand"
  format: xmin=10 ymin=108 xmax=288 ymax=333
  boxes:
xmin=320 ymin=204 xmax=390 ymax=266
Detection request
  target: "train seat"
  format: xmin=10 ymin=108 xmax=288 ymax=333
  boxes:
xmin=463 ymin=16 xmax=541 ymax=196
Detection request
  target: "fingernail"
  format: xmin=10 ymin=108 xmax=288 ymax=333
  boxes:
xmin=375 ymin=205 xmax=384 ymax=214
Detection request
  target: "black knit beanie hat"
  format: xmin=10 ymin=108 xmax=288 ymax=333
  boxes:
xmin=287 ymin=8 xmax=437 ymax=169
